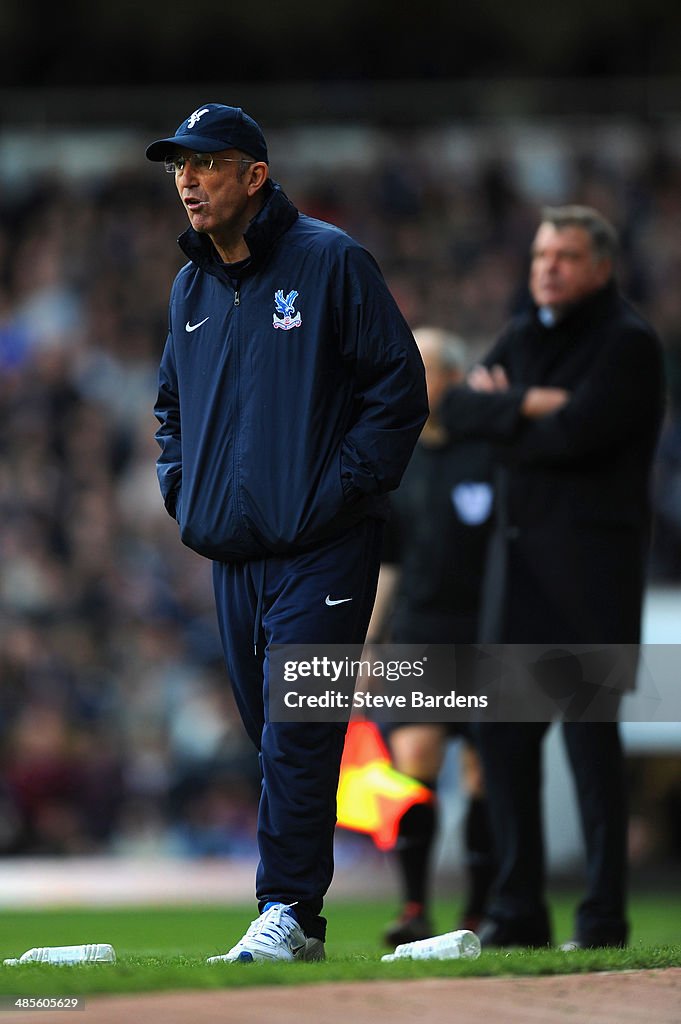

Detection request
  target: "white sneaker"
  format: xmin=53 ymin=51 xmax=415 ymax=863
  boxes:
xmin=207 ymin=903 xmax=325 ymax=964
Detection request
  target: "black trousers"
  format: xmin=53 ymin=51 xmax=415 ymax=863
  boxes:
xmin=474 ymin=719 xmax=628 ymax=945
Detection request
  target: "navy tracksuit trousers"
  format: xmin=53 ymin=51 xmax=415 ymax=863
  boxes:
xmin=212 ymin=518 xmax=383 ymax=941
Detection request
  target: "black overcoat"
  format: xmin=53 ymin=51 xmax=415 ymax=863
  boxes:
xmin=442 ymin=282 xmax=665 ymax=644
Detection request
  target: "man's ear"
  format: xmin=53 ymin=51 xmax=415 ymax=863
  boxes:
xmin=248 ymin=162 xmax=269 ymax=197
xmin=596 ymin=256 xmax=614 ymax=287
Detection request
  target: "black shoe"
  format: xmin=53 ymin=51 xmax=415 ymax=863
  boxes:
xmin=457 ymin=912 xmax=484 ymax=934
xmin=383 ymin=904 xmax=434 ymax=947
xmin=477 ymin=916 xmax=552 ymax=949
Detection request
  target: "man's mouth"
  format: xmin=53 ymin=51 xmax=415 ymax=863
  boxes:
xmin=185 ymin=198 xmax=209 ymax=209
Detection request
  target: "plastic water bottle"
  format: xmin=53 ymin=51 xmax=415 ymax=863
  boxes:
xmin=381 ymin=928 xmax=481 ymax=962
xmin=4 ymin=944 xmax=116 ymax=966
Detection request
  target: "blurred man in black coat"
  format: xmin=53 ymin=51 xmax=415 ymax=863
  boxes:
xmin=442 ymin=205 xmax=665 ymax=949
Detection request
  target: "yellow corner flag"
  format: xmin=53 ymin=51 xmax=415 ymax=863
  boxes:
xmin=336 ymin=718 xmax=434 ymax=851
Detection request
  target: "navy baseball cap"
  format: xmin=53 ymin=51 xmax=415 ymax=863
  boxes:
xmin=145 ymin=103 xmax=268 ymax=163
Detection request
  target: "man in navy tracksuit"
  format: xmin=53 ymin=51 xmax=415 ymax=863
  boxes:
xmin=147 ymin=104 xmax=428 ymax=962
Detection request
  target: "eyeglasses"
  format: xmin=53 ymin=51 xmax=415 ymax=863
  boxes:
xmin=164 ymin=153 xmax=255 ymax=175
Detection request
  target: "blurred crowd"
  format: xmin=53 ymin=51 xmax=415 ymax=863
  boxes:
xmin=1 ymin=118 xmax=680 ymax=860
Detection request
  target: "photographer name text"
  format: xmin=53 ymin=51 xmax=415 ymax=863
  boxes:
xmin=283 ymin=690 xmax=488 ymax=709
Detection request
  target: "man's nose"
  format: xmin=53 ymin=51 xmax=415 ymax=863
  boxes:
xmin=176 ymin=162 xmax=199 ymax=185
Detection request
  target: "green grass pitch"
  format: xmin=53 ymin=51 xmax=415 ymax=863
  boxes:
xmin=0 ymin=893 xmax=679 ymax=996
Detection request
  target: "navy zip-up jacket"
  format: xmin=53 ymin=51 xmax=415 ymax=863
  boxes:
xmin=154 ymin=182 xmax=428 ymax=562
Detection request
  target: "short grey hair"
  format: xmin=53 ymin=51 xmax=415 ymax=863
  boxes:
xmin=412 ymin=326 xmax=468 ymax=372
xmin=540 ymin=205 xmax=618 ymax=262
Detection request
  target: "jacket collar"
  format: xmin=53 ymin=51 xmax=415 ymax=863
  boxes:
xmin=534 ymin=279 xmax=619 ymax=333
xmin=177 ymin=181 xmax=299 ymax=278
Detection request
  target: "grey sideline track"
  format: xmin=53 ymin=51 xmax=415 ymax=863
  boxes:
xmin=10 ymin=970 xmax=681 ymax=1024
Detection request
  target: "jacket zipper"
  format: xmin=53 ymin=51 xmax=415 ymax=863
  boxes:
xmin=230 ymin=280 xmax=261 ymax=652
xmin=231 ymin=282 xmax=245 ymax=535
